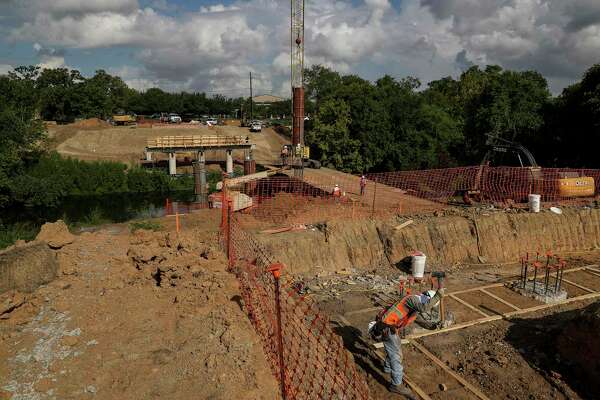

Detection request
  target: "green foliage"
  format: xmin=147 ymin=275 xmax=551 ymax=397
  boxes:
xmin=7 ymin=153 xmax=193 ymax=209
xmin=129 ymin=220 xmax=162 ymax=232
xmin=307 ymin=99 xmax=363 ymax=172
xmin=305 ymin=64 xmax=555 ymax=172
xmin=0 ymin=222 xmax=39 ymax=249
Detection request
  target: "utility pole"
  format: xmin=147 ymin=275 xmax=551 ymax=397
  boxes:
xmin=249 ymin=72 xmax=254 ymax=122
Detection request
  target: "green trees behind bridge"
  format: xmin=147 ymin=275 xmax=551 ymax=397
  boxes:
xmin=304 ymin=64 xmax=600 ymax=172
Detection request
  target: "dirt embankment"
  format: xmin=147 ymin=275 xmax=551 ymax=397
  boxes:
xmin=50 ymin=121 xmax=287 ymax=165
xmin=0 ymin=213 xmax=278 ymax=400
xmin=257 ymin=207 xmax=600 ymax=275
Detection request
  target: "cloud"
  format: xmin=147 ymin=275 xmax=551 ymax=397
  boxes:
xmin=1 ymin=0 xmax=598 ymax=95
xmin=33 ymin=43 xmax=68 ymax=70
xmin=420 ymin=0 xmax=600 ymax=86
xmin=0 ymin=64 xmax=13 ymax=75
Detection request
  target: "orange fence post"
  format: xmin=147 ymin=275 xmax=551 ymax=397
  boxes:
xmin=227 ymin=199 xmax=233 ymax=268
xmin=267 ymin=263 xmax=286 ymax=400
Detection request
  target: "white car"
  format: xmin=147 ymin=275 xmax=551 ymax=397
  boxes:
xmin=206 ymin=118 xmax=218 ymax=126
xmin=168 ymin=113 xmax=182 ymax=123
xmin=250 ymin=121 xmax=262 ymax=132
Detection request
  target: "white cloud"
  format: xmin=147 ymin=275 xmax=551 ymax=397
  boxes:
xmin=2 ymin=0 xmax=598 ymax=94
xmin=0 ymin=64 xmax=13 ymax=75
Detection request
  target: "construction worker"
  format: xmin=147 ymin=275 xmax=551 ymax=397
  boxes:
xmin=360 ymin=175 xmax=367 ymax=196
xmin=332 ymin=184 xmax=342 ymax=203
xmin=369 ymin=289 xmax=445 ymax=398
xmin=281 ymin=145 xmax=289 ymax=165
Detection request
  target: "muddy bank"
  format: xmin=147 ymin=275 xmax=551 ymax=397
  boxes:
xmin=257 ymin=208 xmax=600 ymax=274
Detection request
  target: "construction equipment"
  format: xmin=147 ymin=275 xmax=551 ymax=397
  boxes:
xmin=431 ymin=271 xmax=446 ymax=325
xmin=291 ymin=0 xmax=305 ymax=177
xmin=461 ymin=134 xmax=595 ymax=204
xmin=112 ymin=113 xmax=136 ymax=126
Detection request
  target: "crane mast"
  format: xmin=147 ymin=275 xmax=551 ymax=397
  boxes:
xmin=291 ymin=0 xmax=305 ymax=153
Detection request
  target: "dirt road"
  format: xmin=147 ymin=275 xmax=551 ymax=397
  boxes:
xmin=50 ymin=120 xmax=288 ymax=166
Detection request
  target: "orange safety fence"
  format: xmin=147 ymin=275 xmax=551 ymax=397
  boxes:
xmin=226 ymin=166 xmax=600 ymax=229
xmin=366 ymin=166 xmax=600 ymax=204
xmin=223 ymin=201 xmax=371 ymax=400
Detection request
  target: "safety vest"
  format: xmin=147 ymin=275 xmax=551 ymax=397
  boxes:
xmin=380 ymin=297 xmax=417 ymax=329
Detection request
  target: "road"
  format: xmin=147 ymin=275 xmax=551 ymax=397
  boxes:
xmin=285 ymin=167 xmax=444 ymax=214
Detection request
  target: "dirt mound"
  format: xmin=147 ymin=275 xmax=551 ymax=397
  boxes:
xmin=557 ymin=301 xmax=600 ymax=393
xmin=36 ymin=220 xmax=75 ymax=249
xmin=70 ymin=118 xmax=110 ymax=129
xmin=1 ymin=214 xmax=278 ymax=400
xmin=127 ymin=229 xmax=222 ymax=289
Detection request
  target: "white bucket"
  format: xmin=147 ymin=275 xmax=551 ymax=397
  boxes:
xmin=411 ymin=252 xmax=426 ymax=278
xmin=528 ymin=194 xmax=541 ymax=213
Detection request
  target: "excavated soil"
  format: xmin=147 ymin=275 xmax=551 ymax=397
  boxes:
xmin=50 ymin=123 xmax=287 ymax=165
xmin=256 ymin=206 xmax=600 ymax=276
xmin=0 ymin=211 xmax=278 ymax=400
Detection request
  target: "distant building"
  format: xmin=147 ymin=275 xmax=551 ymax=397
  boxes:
xmin=252 ymin=94 xmax=286 ymax=106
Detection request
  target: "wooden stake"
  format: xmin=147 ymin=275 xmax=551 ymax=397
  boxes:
xmin=335 ymin=315 xmax=431 ymax=400
xmin=561 ymin=278 xmax=595 ymax=293
xmin=408 ymin=291 xmax=600 ymax=340
xmin=479 ymin=288 xmax=521 ymax=311
xmin=449 ymin=294 xmax=490 ymax=317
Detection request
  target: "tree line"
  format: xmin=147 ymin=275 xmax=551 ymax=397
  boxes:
xmin=2 ymin=66 xmax=246 ymax=122
xmin=0 ymin=69 xmax=197 ymax=211
xmin=304 ymin=63 xmax=600 ymax=172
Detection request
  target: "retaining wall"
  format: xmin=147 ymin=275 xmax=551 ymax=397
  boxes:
xmin=257 ymin=208 xmax=600 ymax=274
xmin=0 ymin=241 xmax=58 ymax=294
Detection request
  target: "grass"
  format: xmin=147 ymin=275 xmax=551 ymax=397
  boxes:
xmin=129 ymin=220 xmax=162 ymax=232
xmin=0 ymin=222 xmax=39 ymax=250
xmin=64 ymin=207 xmax=113 ymax=230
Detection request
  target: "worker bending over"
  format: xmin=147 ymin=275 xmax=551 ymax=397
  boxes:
xmin=369 ymin=289 xmax=445 ymax=398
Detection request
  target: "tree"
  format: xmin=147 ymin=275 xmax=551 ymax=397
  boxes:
xmin=0 ymin=72 xmax=46 ymax=207
xmin=306 ymin=99 xmax=363 ymax=172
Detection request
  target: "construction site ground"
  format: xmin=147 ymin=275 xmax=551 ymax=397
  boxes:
xmin=284 ymin=167 xmax=444 ymax=215
xmin=313 ymin=256 xmax=600 ymax=400
xmin=3 ymin=207 xmax=599 ymax=398
xmin=0 ymin=211 xmax=278 ymax=400
xmin=48 ymin=119 xmax=287 ymax=165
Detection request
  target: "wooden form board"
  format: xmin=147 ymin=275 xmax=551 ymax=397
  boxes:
xmin=147 ymin=135 xmax=248 ymax=149
xmin=338 ymin=266 xmax=600 ymax=400
xmin=334 ymin=315 xmax=431 ymax=400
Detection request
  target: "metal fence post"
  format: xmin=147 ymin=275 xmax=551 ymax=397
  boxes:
xmin=227 ymin=199 xmax=234 ymax=269
xmin=268 ymin=263 xmax=286 ymax=400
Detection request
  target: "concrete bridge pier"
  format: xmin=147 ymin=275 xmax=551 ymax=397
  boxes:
xmin=168 ymin=152 xmax=177 ymax=175
xmin=194 ymin=151 xmax=207 ymax=202
xmin=226 ymin=150 xmax=233 ymax=175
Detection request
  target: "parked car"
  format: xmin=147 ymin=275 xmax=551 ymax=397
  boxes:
xmin=168 ymin=113 xmax=182 ymax=123
xmin=250 ymin=121 xmax=262 ymax=132
xmin=206 ymin=118 xmax=218 ymax=126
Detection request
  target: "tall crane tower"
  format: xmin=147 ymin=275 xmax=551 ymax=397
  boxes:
xmin=291 ymin=0 xmax=305 ymax=176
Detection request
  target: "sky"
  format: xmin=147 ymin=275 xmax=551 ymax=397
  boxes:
xmin=0 ymin=0 xmax=599 ymax=97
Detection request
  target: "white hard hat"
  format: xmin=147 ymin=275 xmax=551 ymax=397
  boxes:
xmin=335 ymin=184 xmax=339 ymax=187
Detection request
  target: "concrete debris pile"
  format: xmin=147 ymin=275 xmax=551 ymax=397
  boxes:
xmin=299 ymin=270 xmax=407 ymax=297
